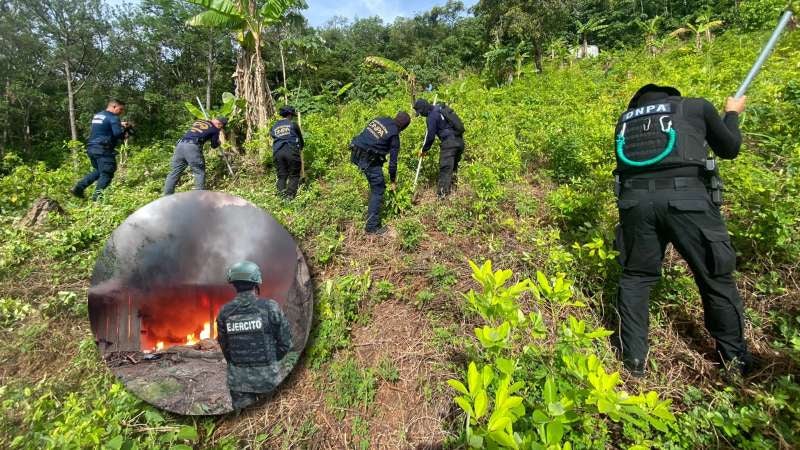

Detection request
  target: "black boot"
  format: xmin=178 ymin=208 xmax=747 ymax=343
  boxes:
xmin=70 ymin=186 xmax=85 ymax=199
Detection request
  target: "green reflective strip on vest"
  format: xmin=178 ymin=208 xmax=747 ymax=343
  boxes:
xmin=616 ymin=128 xmax=677 ymax=167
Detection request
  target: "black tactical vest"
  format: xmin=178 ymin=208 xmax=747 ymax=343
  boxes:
xmin=350 ymin=117 xmax=398 ymax=156
xmin=614 ymin=97 xmax=707 ymax=175
xmin=270 ymin=118 xmax=300 ymax=152
xmin=223 ymin=302 xmax=277 ymax=366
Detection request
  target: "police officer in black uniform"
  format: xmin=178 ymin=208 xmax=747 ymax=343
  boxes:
xmin=349 ymin=111 xmax=411 ymax=234
xmin=413 ymin=99 xmax=465 ymax=198
xmin=270 ymin=106 xmax=304 ymax=199
xmin=71 ymin=99 xmax=131 ymax=201
xmin=612 ymin=84 xmax=752 ymax=377
xmin=216 ymin=261 xmax=293 ymax=411
xmin=163 ymin=116 xmax=227 ymax=195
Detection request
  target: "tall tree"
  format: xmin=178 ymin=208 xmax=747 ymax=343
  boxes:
xmin=474 ymin=0 xmax=574 ymax=73
xmin=24 ymin=0 xmax=108 ymax=141
xmin=0 ymin=1 xmax=51 ymax=154
xmin=185 ymin=0 xmax=297 ymax=140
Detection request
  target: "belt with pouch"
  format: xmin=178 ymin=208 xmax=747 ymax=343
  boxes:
xmin=622 ymin=177 xmax=707 ymax=191
xmin=350 ymin=145 xmax=383 ymax=163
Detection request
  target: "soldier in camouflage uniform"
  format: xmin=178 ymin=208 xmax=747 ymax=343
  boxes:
xmin=216 ymin=261 xmax=293 ymax=411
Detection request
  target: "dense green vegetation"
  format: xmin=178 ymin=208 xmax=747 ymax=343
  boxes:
xmin=2 ymin=0 xmax=799 ymax=448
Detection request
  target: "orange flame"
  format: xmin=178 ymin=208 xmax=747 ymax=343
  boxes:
xmin=185 ymin=322 xmax=212 ymax=345
xmin=156 ymin=341 xmax=164 ymax=351
xmin=200 ymin=322 xmax=211 ymax=340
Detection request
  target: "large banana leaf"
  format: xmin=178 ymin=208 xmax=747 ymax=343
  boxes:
xmin=259 ymin=0 xmax=296 ymax=22
xmin=364 ymin=56 xmax=410 ymax=78
xmin=336 ymin=82 xmax=353 ymax=98
xmin=218 ymin=92 xmax=244 ymax=117
xmin=184 ymin=102 xmax=206 ymax=119
xmin=187 ymin=10 xmax=245 ymax=28
xmin=184 ymin=0 xmax=241 ymax=17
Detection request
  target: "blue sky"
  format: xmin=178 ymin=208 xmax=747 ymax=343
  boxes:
xmin=104 ymin=0 xmax=478 ymax=27
xmin=303 ymin=0 xmax=478 ymax=27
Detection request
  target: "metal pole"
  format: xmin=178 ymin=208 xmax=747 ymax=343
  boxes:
xmin=196 ymin=97 xmax=234 ymax=176
xmin=735 ymin=10 xmax=793 ymax=98
xmin=412 ymin=94 xmax=438 ymax=200
xmin=297 ymin=109 xmax=306 ymax=180
xmin=412 ymin=156 xmax=423 ymax=192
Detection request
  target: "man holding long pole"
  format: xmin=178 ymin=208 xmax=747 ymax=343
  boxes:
xmin=413 ymin=98 xmax=465 ymax=199
xmin=163 ymin=116 xmax=227 ymax=195
xmin=610 ymin=9 xmax=793 ymax=378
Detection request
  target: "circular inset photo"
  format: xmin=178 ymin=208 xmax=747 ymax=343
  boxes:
xmin=88 ymin=191 xmax=312 ymax=415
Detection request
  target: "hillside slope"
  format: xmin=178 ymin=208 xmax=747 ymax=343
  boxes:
xmin=1 ymin=29 xmax=799 ymax=449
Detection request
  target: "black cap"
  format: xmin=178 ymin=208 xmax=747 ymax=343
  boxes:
xmin=215 ymin=117 xmax=228 ymax=126
xmin=628 ymin=84 xmax=681 ymax=108
xmin=413 ymin=98 xmax=430 ymax=116
xmin=279 ymin=105 xmax=297 ymax=117
xmin=394 ymin=111 xmax=411 ymax=131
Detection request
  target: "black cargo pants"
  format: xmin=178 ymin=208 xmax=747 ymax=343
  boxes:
xmin=274 ymin=145 xmax=302 ymax=198
xmin=438 ymin=138 xmax=464 ymax=197
xmin=613 ymin=177 xmax=749 ymax=371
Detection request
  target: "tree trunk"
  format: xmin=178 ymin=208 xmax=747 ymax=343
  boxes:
xmin=582 ymin=35 xmax=588 ymax=58
xmin=23 ymin=106 xmax=31 ymax=154
xmin=1 ymin=79 xmax=8 ymax=156
xmin=234 ymin=42 xmax=275 ymax=141
xmin=279 ymin=41 xmax=288 ymax=104
xmin=206 ymin=32 xmax=213 ymax=111
xmin=64 ymin=61 xmax=78 ymax=141
xmin=533 ymin=40 xmax=543 ymax=73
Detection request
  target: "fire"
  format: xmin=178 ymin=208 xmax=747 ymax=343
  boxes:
xmin=156 ymin=341 xmax=164 ymax=351
xmin=200 ymin=322 xmax=211 ymax=340
xmin=185 ymin=322 xmax=211 ymax=346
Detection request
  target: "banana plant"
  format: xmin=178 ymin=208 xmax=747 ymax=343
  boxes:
xmin=635 ymin=15 xmax=662 ymax=56
xmin=184 ymin=0 xmax=296 ymax=138
xmin=670 ymin=15 xmax=724 ymax=51
xmin=184 ymin=92 xmax=245 ymax=121
xmin=364 ymin=56 xmax=417 ymax=105
xmin=574 ymin=17 xmax=609 ymax=57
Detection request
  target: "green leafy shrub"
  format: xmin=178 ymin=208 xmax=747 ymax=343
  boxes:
xmin=384 ymin=184 xmax=413 ymax=218
xmin=0 ymin=298 xmax=34 ymax=330
xmin=449 ymin=260 xmax=676 ymax=449
xmin=397 ymin=218 xmax=425 ymax=251
xmin=415 ymin=289 xmax=435 ymax=307
xmin=430 ymin=263 xmax=457 ymax=287
xmin=307 ymin=272 xmax=372 ymax=368
xmin=41 ymin=291 xmax=86 ymax=319
xmin=312 ymin=226 xmax=345 ymax=265
xmin=324 ymin=357 xmax=377 ymax=418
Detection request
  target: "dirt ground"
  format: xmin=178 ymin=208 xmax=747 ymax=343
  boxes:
xmin=109 ymin=346 xmax=233 ymax=415
xmin=216 ymin=300 xmax=457 ymax=449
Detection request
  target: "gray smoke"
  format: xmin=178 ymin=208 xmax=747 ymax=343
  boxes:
xmin=92 ymin=191 xmax=297 ymax=300
xmin=89 ymin=191 xmax=313 ymax=353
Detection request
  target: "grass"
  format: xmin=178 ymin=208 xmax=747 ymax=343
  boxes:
xmin=0 ymin=27 xmax=799 ymax=448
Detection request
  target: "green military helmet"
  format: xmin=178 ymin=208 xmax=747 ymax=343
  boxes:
xmin=226 ymin=260 xmax=262 ymax=284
